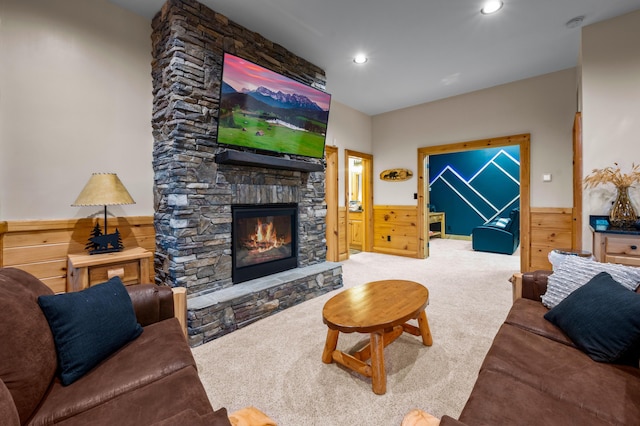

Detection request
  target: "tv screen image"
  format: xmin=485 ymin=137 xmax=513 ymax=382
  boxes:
xmin=218 ymin=53 xmax=331 ymax=159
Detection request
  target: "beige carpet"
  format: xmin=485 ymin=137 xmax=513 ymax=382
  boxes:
xmin=192 ymin=239 xmax=520 ymax=425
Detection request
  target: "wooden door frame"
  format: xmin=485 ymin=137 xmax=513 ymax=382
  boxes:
xmin=572 ymin=112 xmax=583 ymax=250
xmin=345 ymin=149 xmax=374 ymax=254
xmin=417 ymin=134 xmax=531 ymax=273
xmin=325 ymin=145 xmax=339 ymax=261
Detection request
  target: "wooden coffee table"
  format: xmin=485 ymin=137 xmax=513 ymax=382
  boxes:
xmin=321 ymin=279 xmax=432 ymax=395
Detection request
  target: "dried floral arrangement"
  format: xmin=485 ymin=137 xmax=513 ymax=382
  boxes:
xmin=583 ymin=163 xmax=640 ymax=189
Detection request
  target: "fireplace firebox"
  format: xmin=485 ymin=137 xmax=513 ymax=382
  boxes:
xmin=231 ymin=204 xmax=298 ymax=283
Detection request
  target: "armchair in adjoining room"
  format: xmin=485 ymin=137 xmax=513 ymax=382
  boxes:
xmin=471 ymin=208 xmax=520 ymax=255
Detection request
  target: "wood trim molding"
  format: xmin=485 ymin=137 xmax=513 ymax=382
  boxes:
xmin=572 ymin=112 xmax=583 ymax=250
xmin=417 ymin=134 xmax=531 ymax=272
xmin=171 ymin=287 xmax=188 ymax=338
xmin=530 ymin=207 xmax=573 ymax=214
xmin=325 ymin=145 xmax=339 ymax=261
xmin=417 ymin=151 xmax=427 ymax=259
xmin=3 ymin=216 xmax=153 ymax=232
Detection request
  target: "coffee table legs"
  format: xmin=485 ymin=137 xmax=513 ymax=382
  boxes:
xmin=322 ymin=328 xmax=388 ymax=395
xmin=322 ymin=329 xmax=339 ymax=363
xmin=322 ymin=309 xmax=432 ymax=395
xmin=370 ymin=331 xmax=386 ymax=394
xmin=417 ymin=310 xmax=433 ymax=346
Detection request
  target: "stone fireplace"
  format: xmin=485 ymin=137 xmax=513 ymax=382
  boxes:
xmin=151 ymin=0 xmax=342 ymax=347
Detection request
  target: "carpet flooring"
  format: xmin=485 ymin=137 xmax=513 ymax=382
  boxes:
xmin=191 ymin=238 xmax=521 ymax=425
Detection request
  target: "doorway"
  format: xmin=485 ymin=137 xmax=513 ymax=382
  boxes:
xmin=345 ymin=150 xmax=373 ymax=258
xmin=417 ymin=134 xmax=530 ymax=272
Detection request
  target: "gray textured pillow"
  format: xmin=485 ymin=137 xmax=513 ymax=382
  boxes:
xmin=541 ymin=255 xmax=640 ymax=308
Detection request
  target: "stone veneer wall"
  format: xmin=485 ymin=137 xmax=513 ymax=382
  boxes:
xmin=150 ymin=0 xmax=332 ymax=296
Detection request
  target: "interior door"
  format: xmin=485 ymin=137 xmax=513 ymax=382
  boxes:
xmin=325 ymin=145 xmax=339 ymax=261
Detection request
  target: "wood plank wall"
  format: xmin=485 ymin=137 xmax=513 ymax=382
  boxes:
xmin=365 ymin=205 xmax=573 ymax=271
xmin=338 ymin=207 xmax=348 ymax=260
xmin=372 ymin=205 xmax=419 ymax=257
xmin=0 ymin=208 xmax=572 ymax=290
xmin=529 ymin=207 xmax=573 ymax=270
xmin=0 ymin=217 xmax=155 ymax=293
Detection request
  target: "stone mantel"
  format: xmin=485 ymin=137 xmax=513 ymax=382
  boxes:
xmin=215 ymin=150 xmax=324 ymax=172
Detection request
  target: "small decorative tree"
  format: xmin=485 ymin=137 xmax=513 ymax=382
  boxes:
xmin=114 ymin=228 xmax=124 ymax=251
xmin=85 ymin=222 xmax=103 ymax=252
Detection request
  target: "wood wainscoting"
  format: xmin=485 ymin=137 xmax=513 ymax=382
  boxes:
xmin=365 ymin=205 xmax=574 ymax=270
xmin=338 ymin=207 xmax=348 ymax=261
xmin=373 ymin=205 xmax=419 ymax=258
xmin=0 ymin=216 xmax=155 ymax=293
xmin=0 ymin=208 xmax=571 ymax=292
xmin=529 ymin=207 xmax=574 ymax=270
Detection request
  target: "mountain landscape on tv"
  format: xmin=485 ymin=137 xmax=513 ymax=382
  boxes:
xmin=222 ymin=83 xmax=324 ymax=112
xmin=217 ymin=54 xmax=331 ymax=159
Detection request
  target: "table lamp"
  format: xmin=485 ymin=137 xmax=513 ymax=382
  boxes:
xmin=72 ymin=173 xmax=135 ymax=254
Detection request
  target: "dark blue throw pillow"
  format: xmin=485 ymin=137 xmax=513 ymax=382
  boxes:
xmin=544 ymin=271 xmax=640 ymax=366
xmin=38 ymin=276 xmax=143 ymax=385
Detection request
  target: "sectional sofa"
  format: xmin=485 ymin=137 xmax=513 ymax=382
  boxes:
xmin=433 ymin=262 xmax=640 ymax=425
xmin=0 ymin=267 xmax=231 ymax=426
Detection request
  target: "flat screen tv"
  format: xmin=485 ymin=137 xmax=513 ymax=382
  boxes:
xmin=217 ymin=53 xmax=331 ymax=159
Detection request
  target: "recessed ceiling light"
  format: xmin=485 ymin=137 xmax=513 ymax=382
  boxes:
xmin=481 ymin=0 xmax=503 ymax=15
xmin=353 ymin=54 xmax=368 ymax=64
xmin=565 ymin=16 xmax=585 ymax=29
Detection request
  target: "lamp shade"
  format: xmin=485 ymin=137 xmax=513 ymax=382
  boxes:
xmin=72 ymin=173 xmax=135 ymax=206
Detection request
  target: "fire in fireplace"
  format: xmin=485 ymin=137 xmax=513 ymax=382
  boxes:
xmin=231 ymin=204 xmax=298 ymax=283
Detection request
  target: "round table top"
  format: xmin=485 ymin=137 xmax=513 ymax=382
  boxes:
xmin=322 ymin=280 xmax=429 ymax=333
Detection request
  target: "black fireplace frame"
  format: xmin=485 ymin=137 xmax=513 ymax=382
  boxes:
xmin=231 ymin=203 xmax=298 ymax=283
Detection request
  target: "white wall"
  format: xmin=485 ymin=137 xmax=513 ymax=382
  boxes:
xmin=581 ymin=9 xmax=640 ymax=249
xmin=0 ymin=0 xmax=372 ymax=219
xmin=372 ymin=68 xmax=577 ymax=207
xmin=0 ymin=0 xmax=153 ymax=221
xmin=325 ymin=99 xmax=373 ymax=206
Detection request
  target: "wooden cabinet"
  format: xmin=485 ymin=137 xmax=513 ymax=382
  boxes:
xmin=592 ymin=232 xmax=640 ymax=267
xmin=67 ymin=247 xmax=153 ymax=292
xmin=428 ymin=212 xmax=445 ymax=238
xmin=349 ymin=211 xmax=363 ymax=250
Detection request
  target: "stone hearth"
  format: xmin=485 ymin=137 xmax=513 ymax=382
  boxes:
xmin=189 ymin=262 xmax=341 ymax=344
xmin=151 ymin=0 xmax=342 ymax=347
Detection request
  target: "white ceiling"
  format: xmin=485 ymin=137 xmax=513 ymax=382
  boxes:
xmin=111 ymin=0 xmax=640 ymax=116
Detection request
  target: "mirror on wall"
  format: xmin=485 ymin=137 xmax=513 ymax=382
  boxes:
xmin=348 ymin=157 xmax=363 ymax=212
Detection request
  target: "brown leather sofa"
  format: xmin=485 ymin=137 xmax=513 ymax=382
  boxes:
xmin=0 ymin=267 xmax=231 ymax=426
xmin=437 ymin=270 xmax=640 ymax=426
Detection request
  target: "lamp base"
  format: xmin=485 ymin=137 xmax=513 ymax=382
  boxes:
xmin=89 ymin=245 xmax=122 ymax=255
xmin=86 ymin=224 xmax=124 ymax=254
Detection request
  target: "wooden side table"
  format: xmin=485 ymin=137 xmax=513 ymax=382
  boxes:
xmin=67 ymin=247 xmax=153 ymax=292
xmin=429 ymin=212 xmax=446 ymax=238
xmin=592 ymin=232 xmax=640 ymax=267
